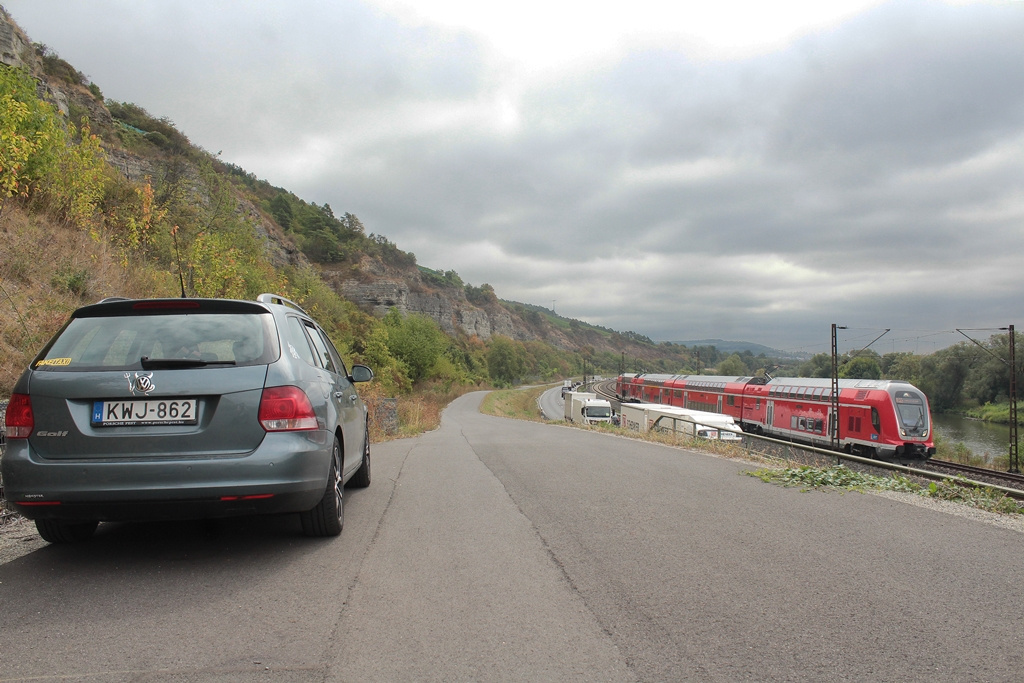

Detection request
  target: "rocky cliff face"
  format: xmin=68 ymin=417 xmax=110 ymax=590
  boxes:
xmin=0 ymin=8 xmax=35 ymax=70
xmin=1 ymin=9 xmax=69 ymax=117
xmin=321 ymin=262 xmax=557 ymax=344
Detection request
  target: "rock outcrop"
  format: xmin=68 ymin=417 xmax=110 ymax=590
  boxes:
xmin=324 ymin=268 xmax=540 ymax=343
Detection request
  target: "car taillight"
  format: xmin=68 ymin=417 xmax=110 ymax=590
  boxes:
xmin=4 ymin=393 xmax=34 ymax=439
xmin=258 ymin=386 xmax=318 ymax=431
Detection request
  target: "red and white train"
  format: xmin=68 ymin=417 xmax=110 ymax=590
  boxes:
xmin=616 ymin=373 xmax=935 ymax=460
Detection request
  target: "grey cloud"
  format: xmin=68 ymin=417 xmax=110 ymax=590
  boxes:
xmin=770 ymin=2 xmax=1024 ymax=170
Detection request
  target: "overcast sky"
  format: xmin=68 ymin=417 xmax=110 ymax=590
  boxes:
xmin=5 ymin=0 xmax=1023 ymax=355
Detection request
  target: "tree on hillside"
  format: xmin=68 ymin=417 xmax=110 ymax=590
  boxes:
xmin=487 ymin=336 xmax=527 ymax=386
xmin=797 ymin=353 xmax=832 ymax=378
xmin=268 ymin=193 xmax=293 ymax=230
xmin=0 ymin=66 xmax=64 ymax=211
xmin=466 ymin=283 xmax=497 ymax=306
xmin=717 ymin=354 xmax=747 ymax=376
xmin=840 ymin=355 xmax=882 ymax=380
xmin=881 ymin=352 xmax=921 ymax=383
xmin=916 ymin=344 xmax=974 ymax=411
xmin=382 ymin=308 xmax=448 ymax=383
xmin=960 ymin=331 xmax=1021 ymax=406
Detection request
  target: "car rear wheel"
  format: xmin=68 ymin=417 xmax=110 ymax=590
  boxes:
xmin=349 ymin=424 xmax=371 ymax=488
xmin=35 ymin=519 xmax=99 ymax=543
xmin=300 ymin=438 xmax=343 ymax=537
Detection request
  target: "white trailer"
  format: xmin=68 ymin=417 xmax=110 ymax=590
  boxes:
xmin=619 ymin=403 xmax=742 ymax=441
xmin=564 ymin=392 xmax=613 ymax=425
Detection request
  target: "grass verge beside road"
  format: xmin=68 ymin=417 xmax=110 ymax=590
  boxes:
xmin=479 ymin=384 xmax=550 ymax=421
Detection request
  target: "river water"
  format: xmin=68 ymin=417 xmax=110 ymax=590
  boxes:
xmin=931 ymin=412 xmax=1013 ymax=459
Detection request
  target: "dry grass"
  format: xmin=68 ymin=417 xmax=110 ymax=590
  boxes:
xmin=479 ymin=384 xmax=548 ymax=421
xmin=364 ymin=380 xmax=489 ymax=442
xmin=0 ymin=204 xmax=178 ymax=394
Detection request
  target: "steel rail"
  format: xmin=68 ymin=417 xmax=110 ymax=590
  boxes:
xmin=922 ymin=459 xmax=1024 ymax=488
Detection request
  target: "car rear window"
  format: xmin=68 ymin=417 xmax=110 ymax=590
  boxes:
xmin=34 ymin=311 xmax=280 ymax=370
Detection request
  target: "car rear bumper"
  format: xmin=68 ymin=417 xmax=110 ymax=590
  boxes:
xmin=1 ymin=431 xmax=333 ymax=522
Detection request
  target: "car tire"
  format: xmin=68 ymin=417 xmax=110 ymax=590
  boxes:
xmin=349 ymin=424 xmax=371 ymax=488
xmin=35 ymin=519 xmax=99 ymax=543
xmin=300 ymin=438 xmax=343 ymax=537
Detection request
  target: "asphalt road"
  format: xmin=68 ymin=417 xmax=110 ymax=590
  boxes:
xmin=537 ymin=383 xmax=566 ymax=420
xmin=1 ymin=391 xmax=1023 ymax=681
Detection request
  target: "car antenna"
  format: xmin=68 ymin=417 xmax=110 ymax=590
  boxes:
xmin=171 ymin=224 xmax=187 ymax=298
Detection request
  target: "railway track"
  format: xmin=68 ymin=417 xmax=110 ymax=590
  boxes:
xmin=919 ymin=459 xmax=1024 ymax=494
xmin=592 ymin=380 xmax=618 ymax=402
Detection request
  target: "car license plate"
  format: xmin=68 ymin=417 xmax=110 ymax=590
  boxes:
xmin=92 ymin=399 xmax=198 ymax=426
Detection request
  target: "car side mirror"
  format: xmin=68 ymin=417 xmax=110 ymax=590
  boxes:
xmin=350 ymin=364 xmax=374 ymax=383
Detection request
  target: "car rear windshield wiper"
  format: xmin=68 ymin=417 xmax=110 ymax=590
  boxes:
xmin=140 ymin=357 xmax=238 ymax=369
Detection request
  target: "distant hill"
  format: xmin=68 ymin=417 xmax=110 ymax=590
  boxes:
xmin=670 ymin=339 xmax=810 ymax=360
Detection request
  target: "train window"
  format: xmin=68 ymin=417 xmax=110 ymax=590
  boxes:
xmin=788 ymin=387 xmax=797 ymax=398
xmin=755 ymin=398 xmax=761 ymax=410
xmin=727 ymin=395 xmax=735 ymax=406
xmin=791 ymin=416 xmax=798 ymax=429
xmin=871 ymin=407 xmax=880 ymax=432
xmin=814 ymin=419 xmax=824 ymax=433
xmin=798 ymin=417 xmax=807 ymax=430
xmin=812 ymin=388 xmax=823 ymax=401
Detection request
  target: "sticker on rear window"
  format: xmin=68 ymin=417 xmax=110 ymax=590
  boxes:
xmin=35 ymin=357 xmax=72 ymax=367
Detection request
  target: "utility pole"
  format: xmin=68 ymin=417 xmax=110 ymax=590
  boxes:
xmin=1010 ymin=325 xmax=1019 ymax=473
xmin=831 ymin=324 xmax=846 ymax=450
xmin=957 ymin=326 xmax=1019 ymax=473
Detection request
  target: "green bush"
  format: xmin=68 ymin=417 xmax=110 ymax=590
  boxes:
xmin=50 ymin=266 xmax=90 ymax=297
xmin=0 ymin=65 xmax=66 ymax=206
xmin=382 ymin=309 xmax=448 ymax=383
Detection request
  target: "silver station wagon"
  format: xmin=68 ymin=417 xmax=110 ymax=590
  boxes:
xmin=1 ymin=294 xmax=373 ymax=543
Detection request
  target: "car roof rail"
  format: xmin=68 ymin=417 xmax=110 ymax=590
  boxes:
xmin=256 ymin=293 xmax=309 ymax=316
xmin=96 ymin=296 xmax=132 ymax=304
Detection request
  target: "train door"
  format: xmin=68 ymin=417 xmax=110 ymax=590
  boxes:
xmin=766 ymin=401 xmax=774 ymax=429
